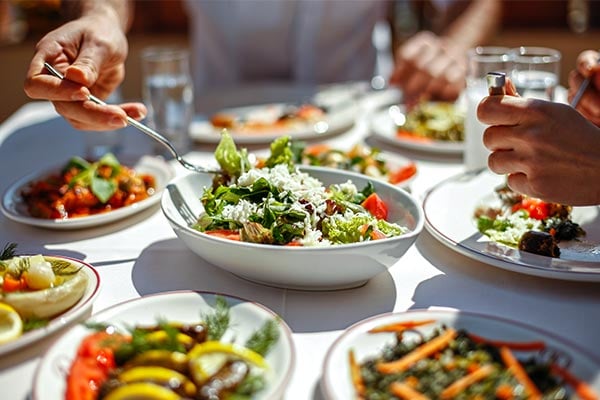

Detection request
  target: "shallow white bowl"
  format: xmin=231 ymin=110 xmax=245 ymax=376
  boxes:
xmin=33 ymin=290 xmax=294 ymax=400
xmin=161 ymin=166 xmax=423 ymax=290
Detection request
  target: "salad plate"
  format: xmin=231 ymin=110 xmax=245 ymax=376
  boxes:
xmin=370 ymin=104 xmax=464 ymax=155
xmin=32 ymin=290 xmax=295 ymax=400
xmin=1 ymin=155 xmax=174 ymax=230
xmin=0 ymin=255 xmax=100 ymax=357
xmin=322 ymin=309 xmax=600 ymax=399
xmin=423 ymin=169 xmax=600 ymax=281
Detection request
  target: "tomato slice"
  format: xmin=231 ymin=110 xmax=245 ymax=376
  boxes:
xmin=205 ymin=229 xmax=241 ymax=241
xmin=388 ymin=162 xmax=417 ymax=184
xmin=512 ymin=198 xmax=550 ymax=220
xmin=361 ymin=193 xmax=388 ymax=220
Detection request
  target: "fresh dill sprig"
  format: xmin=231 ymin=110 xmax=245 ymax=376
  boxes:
xmin=49 ymin=259 xmax=82 ymax=276
xmin=244 ymin=319 xmax=280 ymax=356
xmin=204 ymin=296 xmax=230 ymax=341
xmin=11 ymin=257 xmax=30 ymax=278
xmin=0 ymin=243 xmax=17 ymax=260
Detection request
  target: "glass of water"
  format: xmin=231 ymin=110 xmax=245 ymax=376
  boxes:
xmin=509 ymin=47 xmax=561 ymax=101
xmin=464 ymin=46 xmax=512 ymax=171
xmin=141 ymin=47 xmax=194 ymax=157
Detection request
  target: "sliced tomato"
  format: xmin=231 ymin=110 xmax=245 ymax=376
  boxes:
xmin=361 ymin=193 xmax=388 ymax=220
xmin=65 ymin=332 xmax=124 ymax=400
xmin=205 ymin=229 xmax=241 ymax=241
xmin=388 ymin=162 xmax=417 ymax=184
xmin=512 ymin=198 xmax=550 ymax=220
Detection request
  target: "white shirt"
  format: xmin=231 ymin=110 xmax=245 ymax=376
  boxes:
xmin=183 ymin=0 xmax=387 ymax=95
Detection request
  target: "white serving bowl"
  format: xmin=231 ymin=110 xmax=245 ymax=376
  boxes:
xmin=161 ymin=166 xmax=424 ymax=290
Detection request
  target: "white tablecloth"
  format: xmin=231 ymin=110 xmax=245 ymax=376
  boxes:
xmin=1 ymin=96 xmax=599 ymax=400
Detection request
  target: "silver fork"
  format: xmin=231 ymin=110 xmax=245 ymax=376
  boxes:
xmin=44 ymin=63 xmax=220 ymax=175
xmin=167 ymin=184 xmax=198 ymax=226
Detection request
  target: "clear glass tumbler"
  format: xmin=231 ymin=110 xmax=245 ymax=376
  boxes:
xmin=464 ymin=46 xmax=512 ymax=171
xmin=141 ymin=47 xmax=194 ymax=157
xmin=509 ymin=46 xmax=561 ymax=101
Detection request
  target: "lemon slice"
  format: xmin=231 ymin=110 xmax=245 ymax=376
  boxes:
xmin=0 ymin=303 xmax=23 ymax=344
xmin=188 ymin=341 xmax=267 ymax=383
xmin=103 ymin=382 xmax=180 ymax=400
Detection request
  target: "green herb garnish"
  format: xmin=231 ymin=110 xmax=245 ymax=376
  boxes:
xmin=23 ymin=317 xmax=49 ymax=332
xmin=204 ymin=296 xmax=230 ymax=341
xmin=67 ymin=153 xmax=122 ymax=203
xmin=245 ymin=319 xmax=280 ymax=356
xmin=0 ymin=243 xmax=17 ymax=261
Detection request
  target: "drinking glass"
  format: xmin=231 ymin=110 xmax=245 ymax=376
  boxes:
xmin=141 ymin=47 xmax=194 ymax=156
xmin=464 ymin=46 xmax=512 ymax=171
xmin=509 ymin=47 xmax=561 ymax=101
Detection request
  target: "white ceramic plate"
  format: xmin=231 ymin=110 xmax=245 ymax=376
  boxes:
xmin=0 ymin=255 xmax=100 ymax=356
xmin=423 ymin=169 xmax=600 ymax=281
xmin=322 ymin=309 xmax=600 ymax=399
xmin=162 ymin=166 xmax=423 ymax=290
xmin=1 ymin=155 xmax=175 ymax=229
xmin=190 ymin=102 xmax=357 ymax=145
xmin=370 ymin=105 xmax=464 ymax=155
xmin=32 ymin=290 xmax=294 ymax=400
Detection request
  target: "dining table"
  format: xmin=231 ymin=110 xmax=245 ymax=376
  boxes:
xmin=1 ymin=86 xmax=599 ymax=400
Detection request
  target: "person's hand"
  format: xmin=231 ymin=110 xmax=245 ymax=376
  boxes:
xmin=568 ymin=49 xmax=600 ymax=127
xmin=478 ymin=80 xmax=600 ymax=206
xmin=390 ymin=31 xmax=466 ymax=107
xmin=23 ymin=14 xmax=146 ymax=131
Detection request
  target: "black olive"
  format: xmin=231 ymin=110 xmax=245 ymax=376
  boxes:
xmin=518 ymin=231 xmax=560 ymax=258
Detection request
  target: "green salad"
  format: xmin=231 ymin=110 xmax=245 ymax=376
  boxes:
xmin=193 ymin=133 xmax=408 ymax=246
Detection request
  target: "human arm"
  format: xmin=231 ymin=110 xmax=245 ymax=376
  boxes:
xmin=23 ymin=0 xmax=146 ymax=131
xmin=390 ymin=0 xmax=501 ymax=106
xmin=477 ymin=80 xmax=600 ymax=206
xmin=568 ymin=49 xmax=600 ymax=127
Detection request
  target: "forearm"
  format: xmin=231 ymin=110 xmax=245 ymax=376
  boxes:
xmin=62 ymin=0 xmax=132 ymax=32
xmin=442 ymin=0 xmax=501 ymax=50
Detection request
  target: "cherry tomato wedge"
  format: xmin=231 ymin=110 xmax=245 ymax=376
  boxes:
xmin=361 ymin=193 xmax=388 ymax=220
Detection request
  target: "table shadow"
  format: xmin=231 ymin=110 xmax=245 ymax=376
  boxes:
xmin=1 ymin=204 xmax=162 ymax=247
xmin=130 ymin=238 xmax=397 ymax=334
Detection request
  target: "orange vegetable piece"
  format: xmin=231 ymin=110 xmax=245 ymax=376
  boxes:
xmin=390 ymin=382 xmax=431 ymax=400
xmin=377 ymin=328 xmax=457 ymax=374
xmin=388 ymin=162 xmax=417 ymax=184
xmin=499 ymin=346 xmax=542 ymax=400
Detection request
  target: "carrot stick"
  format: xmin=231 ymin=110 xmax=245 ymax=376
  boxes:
xmin=389 ymin=382 xmax=431 ymax=400
xmin=467 ymin=333 xmax=546 ymax=351
xmin=499 ymin=346 xmax=542 ymax=400
xmin=440 ymin=364 xmax=495 ymax=399
xmin=377 ymin=328 xmax=457 ymax=374
xmin=551 ymin=363 xmax=599 ymax=400
xmin=368 ymin=319 xmax=435 ymax=334
xmin=348 ymin=350 xmax=366 ymax=399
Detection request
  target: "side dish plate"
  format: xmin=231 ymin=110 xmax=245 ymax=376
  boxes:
xmin=322 ymin=309 xmax=600 ymax=399
xmin=32 ymin=290 xmax=294 ymax=400
xmin=423 ymin=169 xmax=600 ymax=281
xmin=0 ymin=256 xmax=100 ymax=357
xmin=1 ymin=155 xmax=174 ymax=229
xmin=370 ymin=105 xmax=464 ymax=155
